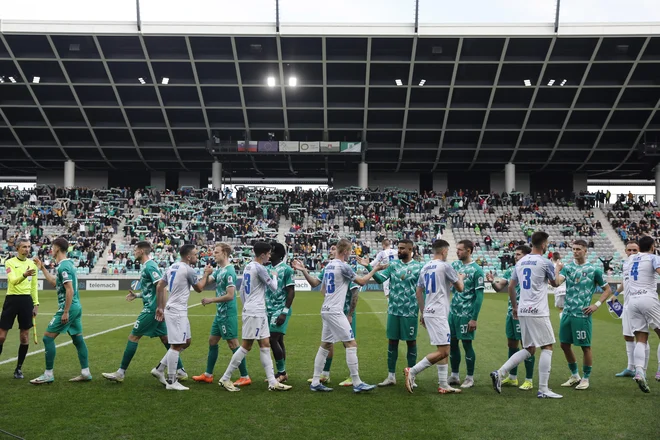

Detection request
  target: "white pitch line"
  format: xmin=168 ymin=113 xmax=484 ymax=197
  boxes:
xmin=0 ymin=303 xmax=203 ymax=366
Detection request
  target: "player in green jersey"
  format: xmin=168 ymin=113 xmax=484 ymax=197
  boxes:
xmin=296 ymin=244 xmax=361 ymax=386
xmin=358 ymin=239 xmax=423 ymax=387
xmin=31 ymin=237 xmax=91 ymax=384
xmin=487 ymin=245 xmax=535 ymax=390
xmin=555 ymin=239 xmax=612 ymax=390
xmin=448 ymin=240 xmax=484 ymax=389
xmin=102 ymin=241 xmax=186 ymax=383
xmin=193 ymin=243 xmax=251 ymax=386
xmin=266 ymin=243 xmax=296 ymax=383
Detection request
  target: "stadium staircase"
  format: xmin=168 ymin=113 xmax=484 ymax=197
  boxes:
xmin=278 ymin=216 xmax=291 ymax=245
xmin=443 ymin=227 xmax=459 ymax=263
xmin=90 ymin=216 xmax=128 ymax=275
xmin=593 ymin=207 xmax=626 ymax=258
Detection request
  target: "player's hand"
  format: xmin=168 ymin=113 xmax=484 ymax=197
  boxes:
xmin=201 ymin=297 xmax=212 ymax=306
xmin=486 ymin=271 xmax=494 ymax=282
xmin=32 ymin=305 xmax=38 ymax=317
xmin=126 ymin=291 xmax=137 ymax=302
xmin=375 ymin=262 xmax=389 ymax=271
xmin=458 ymin=272 xmax=466 ymax=281
xmin=155 ymin=308 xmax=164 ymax=322
xmin=468 ymin=319 xmax=477 ymax=332
xmin=275 ymin=313 xmax=287 ymax=326
xmin=61 ymin=311 xmax=69 ymax=324
xmin=203 ymin=265 xmax=213 ymax=276
xmin=291 ymin=259 xmax=305 ymax=271
xmin=555 ymin=261 xmax=564 ymax=271
xmin=357 ymin=256 xmax=370 ymax=266
xmin=513 ymin=309 xmax=519 ymax=320
xmin=583 ymin=304 xmax=598 ymax=315
xmin=420 ymin=316 xmax=426 ymax=328
xmin=347 ymin=314 xmax=353 ymax=325
xmin=23 ymin=268 xmax=36 ymax=278
xmin=32 ymin=257 xmax=44 ymax=270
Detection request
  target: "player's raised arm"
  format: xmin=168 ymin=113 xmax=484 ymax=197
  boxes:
xmin=257 ymin=264 xmax=278 ymax=291
xmin=354 ymin=262 xmax=388 ymax=286
xmin=487 ymin=271 xmax=508 ymax=292
xmin=192 ymin=265 xmax=213 ymax=293
xmin=546 ymin=259 xmax=559 ymax=288
xmin=554 ymin=260 xmax=566 ymax=286
xmin=34 ymin=257 xmax=56 ymax=287
xmin=292 ymin=259 xmax=322 ymax=288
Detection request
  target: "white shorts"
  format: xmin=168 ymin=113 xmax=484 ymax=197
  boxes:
xmin=519 ymin=316 xmax=556 ymax=348
xmin=164 ymin=310 xmax=191 ymax=344
xmin=383 ymin=279 xmax=391 ymax=296
xmin=242 ymin=315 xmax=270 ymax=340
xmin=622 ymin=304 xmax=634 ymax=337
xmin=320 ymin=313 xmax=354 ymax=343
xmin=424 ymin=316 xmax=450 ymax=346
xmin=627 ymin=297 xmax=660 ymax=333
xmin=554 ymin=294 xmax=565 ymax=309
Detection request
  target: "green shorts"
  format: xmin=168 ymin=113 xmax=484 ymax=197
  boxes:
xmin=559 ymin=314 xmax=592 ymax=347
xmin=448 ymin=313 xmax=475 ymax=340
xmin=505 ymin=314 xmax=521 ymax=341
xmin=46 ymin=307 xmax=83 ymax=336
xmin=210 ymin=314 xmax=239 ymax=340
xmin=268 ymin=310 xmax=292 ymax=334
xmin=386 ymin=314 xmax=418 ymax=341
xmin=131 ymin=310 xmax=167 ymax=338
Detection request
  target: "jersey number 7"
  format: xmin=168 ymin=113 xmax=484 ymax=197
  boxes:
xmin=169 ymin=270 xmax=178 ymax=291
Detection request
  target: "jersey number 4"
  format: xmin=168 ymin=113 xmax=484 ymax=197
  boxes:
xmin=521 ymin=268 xmax=532 ymax=290
xmin=630 ymin=262 xmax=639 ymax=281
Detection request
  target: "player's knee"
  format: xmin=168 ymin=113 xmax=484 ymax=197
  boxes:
xmin=461 ymin=340 xmax=472 ymax=349
xmin=19 ymin=332 xmax=29 ymax=344
xmin=0 ymin=335 xmax=6 ymax=344
xmin=128 ymin=334 xmax=141 ymax=343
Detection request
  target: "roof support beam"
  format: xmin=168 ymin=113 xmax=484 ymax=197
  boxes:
xmin=577 ymin=37 xmax=651 ymax=171
xmin=185 ymin=36 xmax=211 ymax=141
xmin=509 ymin=37 xmax=556 ymax=164
xmin=0 ymin=108 xmax=45 ymax=169
xmin=138 ymin=35 xmax=188 ymax=171
xmin=541 ymin=37 xmax=603 ymax=170
xmin=431 ymin=38 xmax=463 ymax=172
xmin=395 ymin=36 xmax=418 ymax=172
xmin=231 ymin=37 xmax=251 ymax=142
xmin=92 ymin=35 xmax=151 ymax=171
xmin=46 ymin=35 xmax=114 ymax=170
xmin=469 ymin=38 xmax=509 ymax=170
xmin=276 ymin=34 xmax=289 ymax=139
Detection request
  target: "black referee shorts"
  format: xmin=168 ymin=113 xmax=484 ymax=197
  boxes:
xmin=0 ymin=295 xmax=34 ymax=330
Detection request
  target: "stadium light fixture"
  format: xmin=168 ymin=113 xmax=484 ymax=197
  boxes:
xmin=267 ymin=76 xmax=276 ymax=87
xmin=395 ymin=79 xmax=403 ymax=86
xmin=419 ymin=79 xmax=426 ymax=86
xmin=33 ymin=76 xmax=40 ymax=83
xmin=161 ymin=77 xmax=169 ymax=85
xmin=523 ymin=79 xmax=531 ymax=86
xmin=0 ymin=77 xmax=4 ymax=83
xmin=138 ymin=77 xmax=146 ymax=84
xmin=288 ymin=77 xmax=297 ymax=87
xmin=560 ymin=79 xmax=567 ymax=86
xmin=9 ymin=76 xmax=16 ymax=83
xmin=547 ymin=79 xmax=555 ymax=86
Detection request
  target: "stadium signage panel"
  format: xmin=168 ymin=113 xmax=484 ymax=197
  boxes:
xmin=294 ymin=279 xmax=312 ymax=291
xmin=279 ymin=141 xmax=300 ymax=152
xmin=86 ymin=280 xmax=119 ymax=290
xmin=299 ymin=141 xmax=320 ymax=152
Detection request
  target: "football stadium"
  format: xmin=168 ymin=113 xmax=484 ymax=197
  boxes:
xmin=0 ymin=1 xmax=660 ymax=439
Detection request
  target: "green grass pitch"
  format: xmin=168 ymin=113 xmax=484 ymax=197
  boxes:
xmin=0 ymin=290 xmax=657 ymax=440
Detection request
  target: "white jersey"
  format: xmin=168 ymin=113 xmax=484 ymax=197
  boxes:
xmin=321 ymin=259 xmax=357 ymax=314
xmin=624 ymin=253 xmax=660 ymax=301
xmin=512 ymin=254 xmax=556 ymax=317
xmin=552 ymin=262 xmax=566 ymax=296
xmin=241 ymin=261 xmax=277 ymax=317
xmin=373 ymin=248 xmax=398 ymax=265
xmin=417 ymin=259 xmax=458 ymax=318
xmin=164 ymin=262 xmax=198 ymax=312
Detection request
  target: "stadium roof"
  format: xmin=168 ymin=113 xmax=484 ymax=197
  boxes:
xmin=0 ymin=14 xmax=659 ymax=178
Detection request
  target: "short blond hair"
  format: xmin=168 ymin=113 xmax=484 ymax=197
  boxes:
xmin=336 ymin=239 xmax=352 ymax=256
xmin=215 ymin=242 xmax=232 ymax=257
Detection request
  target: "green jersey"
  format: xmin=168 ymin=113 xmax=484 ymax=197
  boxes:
xmin=139 ymin=259 xmax=162 ymax=313
xmin=56 ymin=259 xmax=80 ymax=311
xmin=560 ymin=261 xmax=607 ymax=318
xmin=373 ymin=259 xmax=423 ymax=317
xmin=317 ymin=268 xmax=357 ymax=316
xmin=210 ymin=264 xmax=238 ymax=319
xmin=450 ymin=261 xmax=485 ymax=319
xmin=266 ymin=262 xmax=295 ymax=315
xmin=502 ymin=267 xmax=520 ymax=317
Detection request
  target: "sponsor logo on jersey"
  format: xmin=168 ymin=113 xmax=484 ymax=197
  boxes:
xmin=519 ymin=306 xmax=539 ymax=314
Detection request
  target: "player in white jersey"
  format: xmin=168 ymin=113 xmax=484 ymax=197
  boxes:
xmin=612 ymin=241 xmax=651 ymax=378
xmin=551 ymin=253 xmax=566 ymax=317
xmin=373 ymin=240 xmax=398 ymax=298
xmin=621 ymin=235 xmax=660 ymax=393
xmin=404 ymin=239 xmax=464 ymax=394
xmin=490 ymin=231 xmax=563 ymax=399
xmin=153 ymin=244 xmax=212 ymax=391
xmin=218 ymin=241 xmax=292 ymax=392
xmin=309 ymin=238 xmax=387 ymax=393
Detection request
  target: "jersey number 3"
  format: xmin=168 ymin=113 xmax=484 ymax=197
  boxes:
xmin=521 ymin=268 xmax=532 ymax=290
xmin=244 ymin=274 xmax=251 ymax=295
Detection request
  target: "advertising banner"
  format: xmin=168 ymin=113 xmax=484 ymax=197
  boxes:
xmin=299 ymin=141 xmax=320 ymax=152
xmin=86 ymin=280 xmax=119 ymax=291
xmin=340 ymin=142 xmax=362 ymax=153
xmin=320 ymin=141 xmax=340 ymax=153
xmin=279 ymin=141 xmax=300 ymax=152
xmin=237 ymin=141 xmax=258 ymax=152
xmin=258 ymin=141 xmax=279 ymax=152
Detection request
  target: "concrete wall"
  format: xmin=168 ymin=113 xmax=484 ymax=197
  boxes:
xmin=369 ymin=172 xmax=419 ymax=191
xmin=37 ymin=171 xmax=108 ymax=188
xmin=433 ymin=173 xmax=448 ymax=192
xmin=179 ymin=172 xmax=200 ymax=188
xmin=151 ymin=172 xmax=166 ymax=190
xmin=333 ymin=172 xmax=357 ymax=188
xmin=573 ymin=173 xmax=588 ymax=193
xmin=491 ymin=172 xmax=530 ymax=194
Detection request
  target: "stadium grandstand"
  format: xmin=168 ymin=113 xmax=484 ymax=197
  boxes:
xmin=1 ymin=1 xmax=660 ymax=439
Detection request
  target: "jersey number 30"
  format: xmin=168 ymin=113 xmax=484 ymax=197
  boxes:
xmin=521 ymin=268 xmax=532 ymax=290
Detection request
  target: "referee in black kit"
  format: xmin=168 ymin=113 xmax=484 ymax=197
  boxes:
xmin=0 ymin=238 xmax=39 ymax=379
